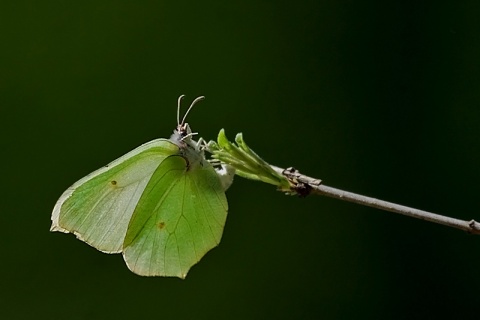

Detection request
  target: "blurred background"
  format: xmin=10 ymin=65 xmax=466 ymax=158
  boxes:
xmin=2 ymin=1 xmax=480 ymax=319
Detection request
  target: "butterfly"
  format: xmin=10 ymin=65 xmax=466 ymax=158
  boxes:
xmin=51 ymin=95 xmax=234 ymax=278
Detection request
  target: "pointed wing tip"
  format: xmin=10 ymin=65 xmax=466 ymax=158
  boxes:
xmin=51 ymin=224 xmax=122 ymax=254
xmin=129 ymin=269 xmax=189 ymax=279
xmin=125 ymin=262 xmax=190 ymax=279
xmin=50 ymin=223 xmax=68 ymax=233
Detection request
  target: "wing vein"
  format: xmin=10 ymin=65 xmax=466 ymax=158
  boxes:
xmin=191 ymin=172 xmax=217 ymax=249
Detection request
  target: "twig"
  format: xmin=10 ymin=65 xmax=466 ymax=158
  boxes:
xmin=210 ymin=130 xmax=480 ymax=235
xmin=275 ymin=166 xmax=480 ymax=235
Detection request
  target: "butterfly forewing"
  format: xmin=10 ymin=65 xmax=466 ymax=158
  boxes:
xmin=51 ymin=139 xmax=179 ymax=253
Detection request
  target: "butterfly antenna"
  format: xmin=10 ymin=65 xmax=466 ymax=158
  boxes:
xmin=181 ymin=96 xmax=205 ymax=126
xmin=177 ymin=94 xmax=186 ymax=126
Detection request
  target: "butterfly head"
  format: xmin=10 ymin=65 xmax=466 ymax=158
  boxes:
xmin=171 ymin=122 xmax=195 ymax=143
xmin=171 ymin=95 xmax=204 ymax=147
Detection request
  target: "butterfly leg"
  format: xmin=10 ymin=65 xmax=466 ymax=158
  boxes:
xmin=197 ymin=137 xmax=208 ymax=151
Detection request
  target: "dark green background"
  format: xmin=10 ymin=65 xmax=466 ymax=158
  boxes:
xmin=2 ymin=1 xmax=480 ymax=319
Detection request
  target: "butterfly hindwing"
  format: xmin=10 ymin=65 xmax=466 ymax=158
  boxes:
xmin=123 ymin=155 xmax=228 ymax=278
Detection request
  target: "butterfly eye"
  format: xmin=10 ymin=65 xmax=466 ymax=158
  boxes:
xmin=181 ymin=123 xmax=192 ymax=136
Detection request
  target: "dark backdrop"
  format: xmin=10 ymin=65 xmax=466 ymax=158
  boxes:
xmin=2 ymin=1 xmax=480 ymax=319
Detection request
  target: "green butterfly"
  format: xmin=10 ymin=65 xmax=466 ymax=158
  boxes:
xmin=51 ymin=96 xmax=234 ymax=278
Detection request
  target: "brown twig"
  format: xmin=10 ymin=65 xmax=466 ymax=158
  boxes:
xmin=275 ymin=166 xmax=480 ymax=235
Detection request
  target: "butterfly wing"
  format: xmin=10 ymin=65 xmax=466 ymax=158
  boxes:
xmin=122 ymin=155 xmax=228 ymax=278
xmin=51 ymin=139 xmax=180 ymax=253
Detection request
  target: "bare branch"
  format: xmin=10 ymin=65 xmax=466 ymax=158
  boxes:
xmin=274 ymin=166 xmax=480 ymax=235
